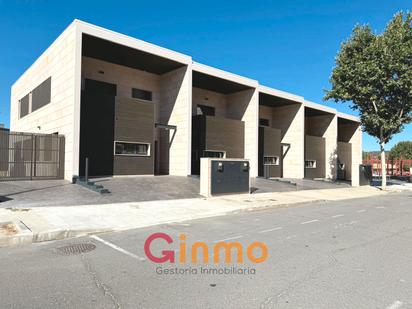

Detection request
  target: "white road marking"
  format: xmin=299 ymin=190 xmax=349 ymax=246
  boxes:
xmin=285 ymin=235 xmax=297 ymax=240
xmin=376 ymin=206 xmax=385 ymax=209
xmin=258 ymin=227 xmax=283 ymax=234
xmin=300 ymin=219 xmax=319 ymax=225
xmin=386 ymin=300 xmax=403 ymax=309
xmin=90 ymin=235 xmax=145 ymax=261
xmin=213 ymin=235 xmax=243 ymax=243
xmin=331 ymin=214 xmax=344 ymax=218
xmin=357 ymin=209 xmax=367 ymax=213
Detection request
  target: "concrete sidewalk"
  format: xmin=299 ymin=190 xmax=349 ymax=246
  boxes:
xmin=0 ymin=186 xmax=388 ymax=247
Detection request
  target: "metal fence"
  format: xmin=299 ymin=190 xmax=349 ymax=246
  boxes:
xmin=0 ymin=129 xmax=65 ymax=181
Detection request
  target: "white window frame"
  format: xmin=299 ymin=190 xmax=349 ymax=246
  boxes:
xmin=114 ymin=141 xmax=151 ymax=157
xmin=202 ymin=150 xmax=226 ymax=158
xmin=305 ymin=160 xmax=317 ymax=169
xmin=263 ymin=155 xmax=280 ymax=166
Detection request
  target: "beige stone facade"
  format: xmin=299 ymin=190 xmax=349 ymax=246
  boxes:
xmin=11 ymin=22 xmax=78 ymax=180
xmin=10 ymin=19 xmax=362 ymax=185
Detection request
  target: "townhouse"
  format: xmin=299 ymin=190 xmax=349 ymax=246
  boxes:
xmin=10 ymin=20 xmax=362 ymax=186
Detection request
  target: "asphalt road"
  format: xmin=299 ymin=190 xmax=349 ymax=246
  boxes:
xmin=1 ymin=192 xmax=412 ymax=308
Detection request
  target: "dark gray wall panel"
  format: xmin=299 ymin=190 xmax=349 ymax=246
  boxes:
xmin=305 ymin=135 xmax=326 ymax=178
xmin=264 ymin=127 xmax=281 ymax=178
xmin=337 ymin=142 xmax=352 ymax=180
xmin=205 ymin=116 xmax=244 ymax=158
xmin=113 ymin=97 xmax=154 ymax=175
xmin=191 ymin=115 xmax=244 ymax=175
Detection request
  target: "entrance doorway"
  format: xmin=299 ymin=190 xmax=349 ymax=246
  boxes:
xmin=79 ymin=79 xmax=116 ymax=177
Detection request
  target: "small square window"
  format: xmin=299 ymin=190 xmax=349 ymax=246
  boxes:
xmin=264 ymin=156 xmax=279 ymax=165
xmin=114 ymin=141 xmax=150 ymax=156
xmin=305 ymin=160 xmax=317 ymax=168
xmin=132 ymin=88 xmax=152 ymax=101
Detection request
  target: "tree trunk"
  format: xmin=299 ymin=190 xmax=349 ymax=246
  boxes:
xmin=380 ymin=142 xmax=387 ymax=190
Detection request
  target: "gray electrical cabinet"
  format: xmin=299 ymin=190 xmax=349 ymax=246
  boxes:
xmin=200 ymin=158 xmax=250 ymax=197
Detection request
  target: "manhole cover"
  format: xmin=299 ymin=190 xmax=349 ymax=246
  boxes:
xmin=56 ymin=243 xmax=96 ymax=256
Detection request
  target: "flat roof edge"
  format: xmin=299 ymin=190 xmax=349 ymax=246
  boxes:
xmin=192 ymin=62 xmax=258 ymax=88
xmin=75 ymin=19 xmax=192 ymax=65
xmin=304 ymin=100 xmax=337 ymax=114
xmin=337 ymin=112 xmax=360 ymax=123
xmin=259 ymin=85 xmax=304 ymax=103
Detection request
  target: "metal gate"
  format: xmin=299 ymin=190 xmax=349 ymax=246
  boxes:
xmin=0 ymin=129 xmax=65 ymax=181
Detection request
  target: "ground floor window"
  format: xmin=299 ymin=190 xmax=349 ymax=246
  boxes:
xmin=132 ymin=88 xmax=152 ymax=101
xmin=203 ymin=150 xmax=226 ymax=158
xmin=305 ymin=160 xmax=317 ymax=168
xmin=114 ymin=141 xmax=150 ymax=156
xmin=264 ymin=156 xmax=279 ymax=165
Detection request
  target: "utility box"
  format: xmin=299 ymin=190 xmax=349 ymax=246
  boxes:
xmin=200 ymin=158 xmax=250 ymax=197
xmin=359 ymin=164 xmax=372 ymax=186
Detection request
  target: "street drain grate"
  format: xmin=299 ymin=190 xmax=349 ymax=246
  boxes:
xmin=56 ymin=243 xmax=96 ymax=256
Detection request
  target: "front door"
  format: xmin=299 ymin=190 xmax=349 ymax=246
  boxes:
xmin=79 ymin=79 xmax=117 ymax=177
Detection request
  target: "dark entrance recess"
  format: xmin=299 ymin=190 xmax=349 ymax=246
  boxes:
xmin=79 ymin=79 xmax=117 ymax=176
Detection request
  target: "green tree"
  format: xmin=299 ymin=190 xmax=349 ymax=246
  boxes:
xmin=324 ymin=12 xmax=412 ymax=189
xmin=389 ymin=141 xmax=412 ymax=159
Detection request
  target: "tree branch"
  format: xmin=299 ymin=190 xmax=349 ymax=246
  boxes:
xmin=399 ymin=108 xmax=404 ymax=119
xmin=372 ymin=100 xmax=379 ymax=113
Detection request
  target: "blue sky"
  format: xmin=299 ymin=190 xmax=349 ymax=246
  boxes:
xmin=0 ymin=0 xmax=410 ymax=151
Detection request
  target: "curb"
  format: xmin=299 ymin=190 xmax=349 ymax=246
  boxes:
xmin=0 ymin=186 xmax=391 ymax=249
xmin=0 ymin=221 xmax=33 ymax=247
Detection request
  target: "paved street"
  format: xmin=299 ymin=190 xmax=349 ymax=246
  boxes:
xmin=1 ymin=191 xmax=412 ymax=308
